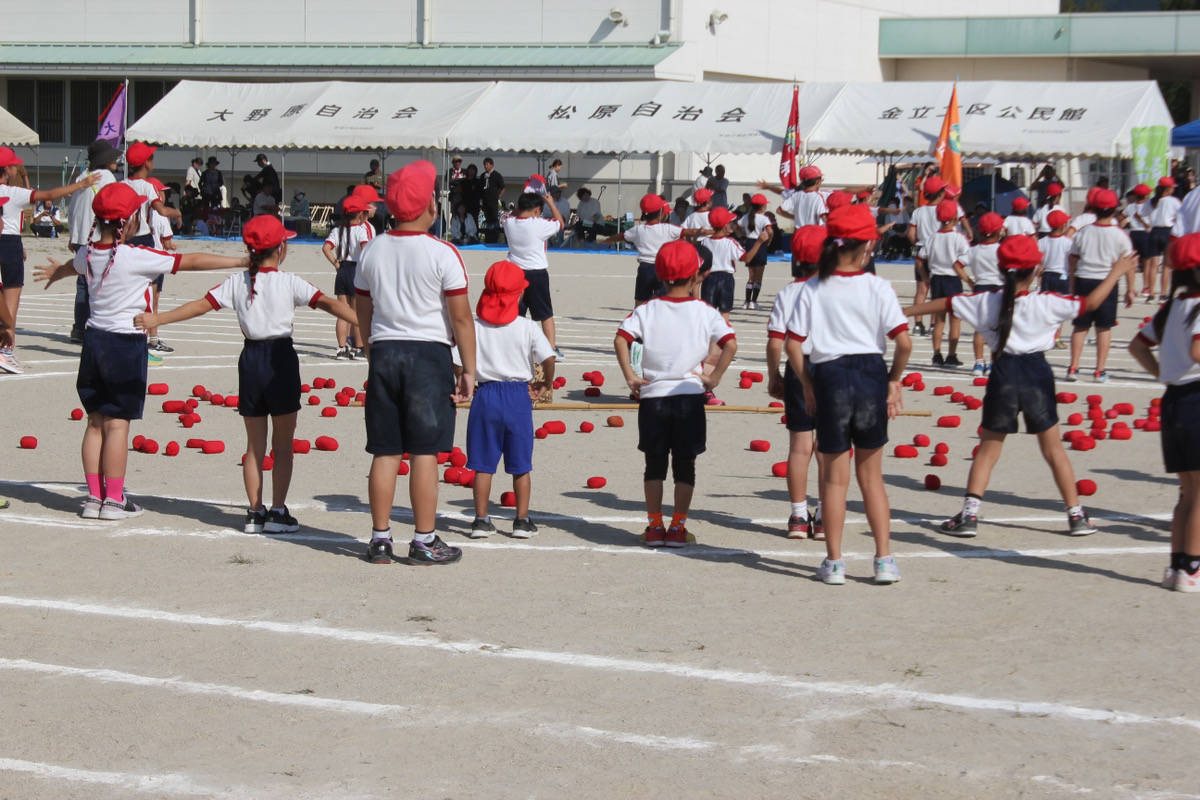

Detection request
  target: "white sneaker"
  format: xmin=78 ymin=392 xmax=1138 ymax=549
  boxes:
xmin=1163 ymin=567 xmax=1178 ymax=589
xmin=98 ymin=497 xmax=144 ymax=520
xmin=1175 ymin=570 xmax=1200 ymax=593
xmin=873 ymin=556 xmax=901 ymax=585
xmin=0 ymin=348 xmax=24 ymax=375
xmin=971 ymin=362 xmax=985 ymax=377
xmin=816 ymin=558 xmax=845 ymax=585
xmin=80 ymin=496 xmax=102 ymax=519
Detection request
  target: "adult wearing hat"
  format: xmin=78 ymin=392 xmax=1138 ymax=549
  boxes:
xmin=67 ymin=139 xmax=123 ymax=341
xmin=199 ymin=156 xmax=224 ymax=208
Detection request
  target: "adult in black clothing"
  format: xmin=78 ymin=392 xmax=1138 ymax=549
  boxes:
xmin=480 ymin=157 xmax=505 ymax=243
xmin=253 ymin=153 xmax=281 ymax=202
xmin=199 ymin=156 xmax=224 ymax=208
xmin=333 ymin=184 xmax=356 ymax=222
xmin=460 ymin=163 xmax=482 ymax=219
xmin=1030 ymin=165 xmax=1064 ymax=210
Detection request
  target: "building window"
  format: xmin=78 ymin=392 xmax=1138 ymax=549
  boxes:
xmin=35 ymin=80 xmax=66 ymax=144
xmin=133 ymin=81 xmax=172 ymax=122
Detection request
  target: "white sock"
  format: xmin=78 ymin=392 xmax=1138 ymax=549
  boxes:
xmin=270 ymin=506 xmax=285 ymax=515
xmin=790 ymin=501 xmax=808 ymax=519
xmin=413 ymin=531 xmax=436 ymax=544
xmin=962 ymin=495 xmax=982 ymax=516
xmin=371 ymin=527 xmax=391 ymax=541
xmin=1067 ymin=504 xmax=1083 ymax=517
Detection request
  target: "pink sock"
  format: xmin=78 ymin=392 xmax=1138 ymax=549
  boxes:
xmin=105 ymin=477 xmax=124 ymax=504
xmin=85 ymin=473 xmax=104 ymax=500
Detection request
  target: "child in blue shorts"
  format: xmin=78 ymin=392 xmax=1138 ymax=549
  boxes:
xmin=466 ymin=260 xmax=556 ymax=539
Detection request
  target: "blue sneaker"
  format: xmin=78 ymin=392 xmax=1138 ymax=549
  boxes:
xmin=873 ymin=556 xmax=901 ymax=584
xmin=816 ymin=558 xmax=845 ymax=585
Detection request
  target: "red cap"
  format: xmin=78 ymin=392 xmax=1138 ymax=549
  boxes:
xmin=826 ymin=205 xmax=879 ymax=241
xmin=524 ymin=174 xmax=547 ymax=195
xmin=1159 ymin=176 xmax=1176 ymax=188
xmin=708 ymin=206 xmax=736 ymax=230
xmin=944 ymin=184 xmax=962 ymax=199
xmin=935 ymin=199 xmax=959 ymax=223
xmin=0 ymin=147 xmax=24 ymax=168
xmin=386 ymin=160 xmax=437 ymax=222
xmin=242 ymin=214 xmax=297 ymax=252
xmin=923 ymin=176 xmax=946 ymax=196
xmin=1133 ymin=183 xmax=1151 ymax=197
xmin=352 ymin=184 xmax=384 ymax=202
xmin=791 ymin=225 xmax=827 ymax=264
xmin=1047 ymin=210 xmax=1070 ymax=229
xmin=342 ymin=195 xmax=368 ymax=215
xmin=639 ymin=193 xmax=665 ymax=215
xmin=1011 ymin=196 xmax=1030 ymax=212
xmin=1170 ymin=233 xmax=1200 ymax=271
xmin=476 ymin=260 xmax=529 ymax=325
xmin=1045 ymin=183 xmax=1063 ymax=197
xmin=998 ymin=235 xmax=1042 ymax=271
xmin=750 ymin=193 xmax=768 ymax=206
xmin=1085 ymin=186 xmax=1101 ymax=207
xmin=655 ymin=240 xmax=701 ymax=282
xmin=92 ymin=182 xmax=150 ymax=222
xmin=856 ymin=190 xmax=871 ymax=201
xmin=126 ymin=142 xmax=157 ymax=168
xmin=1092 ymin=189 xmax=1118 ymax=210
xmin=825 ymin=191 xmax=852 ymax=212
xmin=798 ymin=165 xmax=823 ymax=182
xmin=977 ymin=212 xmax=1004 ymax=236
xmin=693 ymin=188 xmax=713 ymax=205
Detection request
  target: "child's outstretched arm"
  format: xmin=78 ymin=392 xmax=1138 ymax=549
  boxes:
xmin=1128 ymin=335 xmax=1159 ymax=379
xmin=1082 ymin=253 xmax=1138 ymax=311
xmin=32 ymin=256 xmax=75 ymax=289
xmin=314 ymin=294 xmax=358 ymax=327
xmin=177 ymin=253 xmax=250 ymax=271
xmin=902 ymin=297 xmax=951 ymax=317
xmin=700 ymin=336 xmax=737 ymax=391
xmin=135 ymin=297 xmax=213 ymax=331
xmin=614 ymin=335 xmax=650 ymax=397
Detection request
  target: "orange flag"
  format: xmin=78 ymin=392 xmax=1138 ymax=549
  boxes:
xmin=934 ymin=84 xmax=962 ymax=190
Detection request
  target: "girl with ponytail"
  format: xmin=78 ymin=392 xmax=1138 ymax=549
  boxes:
xmin=322 ymin=194 xmax=373 ymax=359
xmin=33 ymin=183 xmax=248 ymax=522
xmin=737 ymin=193 xmax=772 ymax=309
xmin=135 ymin=215 xmax=356 ymax=535
xmin=784 ymin=204 xmax=912 ymax=586
xmin=1142 ymin=177 xmax=1182 ymax=303
xmin=1128 ymin=233 xmax=1200 ymax=592
xmin=903 ymin=235 xmax=1136 ymax=539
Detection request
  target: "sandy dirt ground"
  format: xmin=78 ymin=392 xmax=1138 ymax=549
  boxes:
xmin=0 ymin=233 xmax=1195 ymax=800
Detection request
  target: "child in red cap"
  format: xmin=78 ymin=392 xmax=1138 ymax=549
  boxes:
xmin=354 ymin=160 xmax=477 ymax=566
xmin=502 ymin=182 xmax=566 ymax=359
xmin=785 ymin=205 xmax=912 ymax=585
xmin=906 ymin=235 xmax=1136 ymax=538
xmin=1005 ymin=196 xmax=1036 ymax=238
xmin=683 ymin=189 xmax=715 ymax=240
xmin=1143 ymin=177 xmax=1182 ymax=303
xmin=737 ymin=193 xmax=774 ymax=309
xmin=1129 ymin=233 xmax=1200 ymax=591
xmin=1033 ymin=182 xmax=1064 ymax=236
xmin=1038 ymin=210 xmax=1074 ymax=348
xmin=465 ymin=260 xmax=556 ymax=539
xmin=701 ymin=207 xmax=768 ymax=322
xmin=33 ymin=183 xmax=247 ymax=521
xmin=602 ymin=193 xmax=699 ymax=306
xmin=124 ymin=141 xmax=182 ymax=357
xmin=967 ymin=212 xmax=1006 ymax=376
xmin=615 ymin=240 xmax=737 ymax=547
xmin=135 ymin=214 xmax=357 ymax=534
xmin=1066 ymin=189 xmax=1133 ymax=382
xmin=322 ymin=194 xmax=373 ymax=359
xmin=907 ymin=175 xmax=952 ymax=337
xmin=921 ymin=199 xmax=973 ymax=367
xmin=1124 ymin=184 xmax=1153 ymax=296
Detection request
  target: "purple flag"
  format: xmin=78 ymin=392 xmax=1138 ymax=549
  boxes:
xmin=97 ymin=84 xmax=126 ymax=147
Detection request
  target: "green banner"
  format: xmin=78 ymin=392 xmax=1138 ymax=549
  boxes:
xmin=1132 ymin=126 xmax=1170 ymax=185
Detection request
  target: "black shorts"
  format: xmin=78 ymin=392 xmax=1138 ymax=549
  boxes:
xmin=700 ymin=271 xmax=734 ymax=313
xmin=974 ymin=283 xmax=1002 ymax=293
xmin=980 ymin=352 xmax=1058 ymax=434
xmin=741 ymin=237 xmax=768 ymax=268
xmin=1129 ymin=230 xmax=1152 ymax=259
xmin=518 ymin=268 xmax=554 ymax=322
xmin=1161 ymin=381 xmax=1200 ymax=473
xmin=76 ymin=328 xmax=149 ymax=420
xmin=1151 ymin=226 xmax=1173 ymax=258
xmin=782 ymin=362 xmax=815 ymax=433
xmin=810 ymin=354 xmax=889 ymax=455
xmin=1040 ymin=273 xmax=1069 ymax=294
xmin=638 ymin=393 xmax=707 ymax=458
xmin=238 ymin=338 xmax=302 ymax=417
xmin=334 ymin=261 xmax=357 ymax=297
xmin=930 ymin=275 xmax=963 ymax=301
xmin=1072 ymin=278 xmax=1117 ymax=330
xmin=634 ymin=260 xmax=662 ymax=304
xmin=0 ymin=234 xmax=23 ymax=288
xmin=364 ymin=340 xmax=456 ymax=456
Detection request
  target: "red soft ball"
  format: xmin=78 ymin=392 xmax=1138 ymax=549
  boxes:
xmin=185 ymin=398 xmax=199 ymax=410
xmin=147 ymin=383 xmax=169 ymax=395
xmin=964 ymin=397 xmax=983 ymax=411
xmin=973 ymin=377 xmax=988 ymax=386
xmin=500 ymin=491 xmax=516 ymax=507
xmin=971 ymin=445 xmax=980 ymax=458
xmin=444 ymin=466 xmax=462 ymax=484
xmin=300 ymin=384 xmax=311 ymax=394
xmin=321 ymin=407 xmax=337 ymax=417
xmin=1091 ymin=419 xmax=1107 ymax=431
xmin=1070 ymin=436 xmax=1096 ymax=452
xmin=907 ymin=372 xmax=923 ymax=384
xmin=579 ymin=421 xmax=595 ymax=433
xmin=1056 ymin=391 xmax=1077 ymax=404
xmin=747 ymin=372 xmax=765 ymax=383
xmin=132 ymin=435 xmax=146 ymax=450
xmin=933 ymin=386 xmax=954 ymax=396
xmin=586 ymin=476 xmax=607 ymax=489
xmin=1086 ymin=394 xmax=1103 ymax=405
xmin=191 ymin=384 xmax=206 ymax=398
xmin=181 ymin=417 xmax=195 ymax=429
xmin=164 ymin=441 xmax=180 ymax=456
xmin=210 ymin=394 xmax=225 ymax=406
xmin=262 ymin=456 xmax=274 ymax=471
xmin=912 ymin=381 xmax=925 ymax=391
xmin=924 ymin=474 xmax=942 ymax=490
xmin=937 ymin=415 xmax=961 ymax=428
xmin=934 ymin=442 xmax=949 ymax=455
xmin=544 ymin=420 xmax=567 ymax=434
xmin=1111 ymin=427 xmax=1133 ymax=440
xmin=186 ymin=438 xmax=206 ymax=449
xmin=336 ymin=394 xmax=350 ymax=407
xmin=397 ymin=460 xmax=410 ymax=476
xmin=70 ymin=408 xmax=84 ymax=420
xmin=458 ymin=469 xmax=476 ymax=488
xmin=1067 ymin=413 xmax=1083 ymax=426
xmin=1145 ymin=419 xmax=1162 ymax=432
xmin=768 ymin=401 xmax=784 ymax=408
xmin=913 ymin=434 xmax=931 ymax=447
xmin=1076 ymin=479 xmax=1097 ymax=496
xmin=607 ymin=416 xmax=624 ymax=428
xmin=324 ymin=378 xmax=336 ymax=389
xmin=19 ymin=436 xmax=37 ymax=450
xmin=314 ymin=436 xmax=339 ymax=451
xmin=553 ymin=377 xmax=566 ymax=389
xmin=749 ymin=440 xmax=771 ymax=452
xmin=162 ymin=400 xmax=184 ymax=413
xmin=584 ymin=387 xmax=601 ymax=397
xmin=435 ymin=452 xmax=449 ymax=464
xmin=292 ymin=439 xmax=311 ymax=454
xmin=450 ymin=450 xmax=467 ymax=468
xmin=893 ymin=444 xmax=919 ymax=458
xmin=355 ymin=392 xmax=365 ymax=403
xmin=950 ymin=391 xmax=964 ymax=403
xmin=738 ymin=377 xmax=753 ymax=389
xmin=930 ymin=454 xmax=948 ymax=467
xmin=313 ymin=377 xmax=327 ymax=390
xmin=771 ymin=462 xmax=788 ymax=478
xmin=588 ymin=373 xmax=605 ymax=387
xmin=141 ymin=439 xmax=159 ymax=455
xmin=201 ymin=391 xmax=212 ymax=401
xmin=223 ymin=395 xmax=239 ymax=408
xmin=307 ymin=395 xmax=320 ymax=406
xmin=535 ymin=428 xmax=548 ymax=439
xmin=201 ymin=441 xmax=225 ymax=455
xmin=1092 ymin=429 xmax=1107 ymax=440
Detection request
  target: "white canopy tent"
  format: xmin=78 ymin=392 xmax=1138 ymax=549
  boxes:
xmin=0 ymin=105 xmax=38 ymax=147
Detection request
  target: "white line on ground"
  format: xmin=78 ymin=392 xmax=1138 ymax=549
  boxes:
xmin=0 ymin=756 xmax=248 ymax=798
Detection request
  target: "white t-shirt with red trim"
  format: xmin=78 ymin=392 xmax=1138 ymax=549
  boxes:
xmin=503 ymin=215 xmax=562 ymax=271
xmin=967 ymin=242 xmax=1002 ymax=287
xmin=325 ymin=221 xmax=374 ymax=262
xmin=1038 ymin=234 xmax=1072 ymax=278
xmin=780 ymin=191 xmax=827 ymax=227
xmin=1069 ymin=222 xmax=1132 ymax=280
xmin=704 ymin=235 xmax=744 ymax=274
xmin=474 ymin=317 xmax=555 ymax=383
xmin=616 ymin=296 xmax=735 ymax=398
xmin=1172 ymin=190 xmax=1200 ymax=237
xmin=206 ymin=268 xmax=322 ymax=341
xmin=684 ymin=211 xmax=710 ymax=232
xmin=354 ymin=231 xmax=469 ymax=346
xmin=1034 ymin=202 xmax=1063 ymax=233
xmin=0 ymin=186 xmax=33 ymax=236
xmin=124 ymin=178 xmax=159 ymax=238
xmin=1151 ymin=195 xmax=1181 ymax=229
xmin=1005 ymin=215 xmax=1036 ymax=237
xmin=622 ymin=222 xmax=682 ymax=263
xmin=767 ymin=278 xmax=812 ymax=355
xmin=72 ymin=243 xmax=180 ymax=334
xmin=1069 ymin=212 xmax=1097 ymax=233
xmin=786 ymin=272 xmax=907 ymax=365
xmin=1135 ymin=295 xmax=1200 ymax=386
xmin=950 ymin=291 xmax=1084 ymax=355
xmin=920 ymin=230 xmax=970 ymax=277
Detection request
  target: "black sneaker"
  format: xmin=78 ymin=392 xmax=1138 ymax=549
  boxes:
xmin=511 ymin=518 xmax=539 ymax=539
xmin=367 ymin=537 xmax=394 ymax=565
xmin=264 ymin=506 xmax=299 ymax=533
xmin=148 ymin=340 xmax=174 ymax=353
xmin=940 ymin=511 xmax=978 ymax=537
xmin=1068 ymin=509 xmax=1097 ymax=536
xmin=914 ymin=321 xmax=928 ymax=337
xmin=334 ymin=346 xmax=351 ymax=360
xmin=932 ymin=351 xmax=945 ymax=366
xmin=945 ymin=354 xmax=962 ymax=367
xmin=244 ymin=508 xmax=266 ymax=534
xmin=407 ymin=535 xmax=463 ymax=565
xmin=470 ymin=517 xmax=497 ymax=539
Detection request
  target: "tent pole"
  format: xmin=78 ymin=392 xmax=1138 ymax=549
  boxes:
xmin=617 ymin=152 xmax=625 ymax=252
xmin=441 ymin=147 xmax=449 ymax=240
xmin=280 ymin=150 xmax=287 ymax=217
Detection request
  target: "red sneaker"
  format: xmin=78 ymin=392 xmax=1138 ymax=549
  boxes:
xmin=642 ymin=525 xmax=666 ymax=547
xmin=665 ymin=525 xmax=690 ymax=548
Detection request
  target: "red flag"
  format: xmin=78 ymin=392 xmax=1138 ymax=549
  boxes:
xmin=934 ymin=84 xmax=962 ymax=190
xmin=779 ymin=85 xmax=800 ymax=190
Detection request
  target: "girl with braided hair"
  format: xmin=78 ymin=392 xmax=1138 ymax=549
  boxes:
xmin=33 ymin=183 xmax=247 ymax=521
xmin=135 ymin=215 xmax=357 ymax=534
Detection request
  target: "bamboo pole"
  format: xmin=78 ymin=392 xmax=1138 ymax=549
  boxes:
xmin=451 ymin=401 xmax=932 ymax=416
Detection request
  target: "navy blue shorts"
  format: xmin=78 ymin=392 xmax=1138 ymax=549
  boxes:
xmin=465 ymin=381 xmax=535 ymax=475
xmin=981 ymin=352 xmax=1058 ymax=434
xmin=76 ymin=328 xmax=148 ymax=420
xmin=638 ymin=393 xmax=707 ymax=458
xmin=741 ymin=237 xmax=768 ymax=268
xmin=238 ymin=338 xmax=302 ymax=418
xmin=1161 ymin=381 xmax=1200 ymax=473
xmin=810 ymin=354 xmax=889 ymax=455
xmin=0 ymin=234 xmax=24 ymax=288
xmin=930 ymin=274 xmax=963 ymax=301
xmin=334 ymin=261 xmax=357 ymax=297
xmin=1151 ymin=227 xmax=1172 ymax=258
xmin=974 ymin=283 xmax=1002 ymax=293
xmin=700 ymin=271 xmax=734 ymax=313
xmin=634 ymin=260 xmax=662 ymax=304
xmin=518 ymin=268 xmax=554 ymax=322
xmin=364 ymin=340 xmax=456 ymax=456
xmin=1072 ymin=278 xmax=1117 ymax=330
xmin=1040 ymin=273 xmax=1069 ymax=294
xmin=1130 ymin=230 xmax=1152 ymax=259
xmin=782 ymin=362 xmax=815 ymax=433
